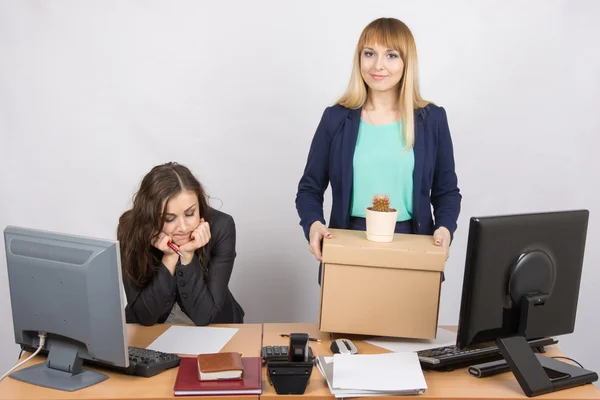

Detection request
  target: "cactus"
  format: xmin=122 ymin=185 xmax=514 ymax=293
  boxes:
xmin=371 ymin=194 xmax=392 ymax=212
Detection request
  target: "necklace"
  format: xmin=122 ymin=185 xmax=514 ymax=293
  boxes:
xmin=365 ymin=108 xmax=373 ymax=124
xmin=364 ymin=107 xmax=400 ymax=125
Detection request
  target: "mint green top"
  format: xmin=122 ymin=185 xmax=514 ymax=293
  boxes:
xmin=350 ymin=120 xmax=414 ymax=221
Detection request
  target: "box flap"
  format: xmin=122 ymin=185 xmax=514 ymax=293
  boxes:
xmin=322 ymin=228 xmax=446 ymax=272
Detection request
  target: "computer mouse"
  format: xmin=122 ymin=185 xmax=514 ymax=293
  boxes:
xmin=330 ymin=339 xmax=358 ymax=355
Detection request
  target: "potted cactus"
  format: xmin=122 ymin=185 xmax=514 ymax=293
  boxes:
xmin=365 ymin=194 xmax=398 ymax=242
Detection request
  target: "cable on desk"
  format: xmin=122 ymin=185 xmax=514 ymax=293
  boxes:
xmin=551 ymin=356 xmax=584 ymax=369
xmin=0 ymin=332 xmax=47 ymax=382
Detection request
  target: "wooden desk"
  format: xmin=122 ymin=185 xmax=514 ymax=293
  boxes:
xmin=0 ymin=323 xmax=262 ymax=400
xmin=261 ymin=323 xmax=600 ymax=400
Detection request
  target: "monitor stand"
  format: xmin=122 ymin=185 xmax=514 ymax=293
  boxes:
xmin=497 ymin=336 xmax=598 ymax=397
xmin=10 ymin=341 xmax=108 ymax=392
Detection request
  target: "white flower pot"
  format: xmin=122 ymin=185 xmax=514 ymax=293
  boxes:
xmin=365 ymin=208 xmax=398 ymax=242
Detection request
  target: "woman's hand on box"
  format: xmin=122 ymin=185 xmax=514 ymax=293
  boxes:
xmin=308 ymin=221 xmax=332 ymax=261
xmin=433 ymin=227 xmax=451 ymax=260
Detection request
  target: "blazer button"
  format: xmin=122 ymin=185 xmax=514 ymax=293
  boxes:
xmin=166 ymin=301 xmax=171 ymax=306
xmin=182 ymin=293 xmax=188 ymax=299
xmin=177 ymin=270 xmax=183 ymax=276
xmin=172 ymin=291 xmax=176 ymax=296
xmin=180 ymin=281 xmax=186 ymax=287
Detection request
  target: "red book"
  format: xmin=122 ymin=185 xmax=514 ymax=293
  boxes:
xmin=174 ymin=356 xmax=262 ymax=396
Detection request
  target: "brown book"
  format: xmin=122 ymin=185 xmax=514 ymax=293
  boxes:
xmin=197 ymin=352 xmax=244 ymax=381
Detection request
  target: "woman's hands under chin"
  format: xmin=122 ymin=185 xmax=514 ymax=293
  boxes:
xmin=178 ymin=218 xmax=211 ymax=264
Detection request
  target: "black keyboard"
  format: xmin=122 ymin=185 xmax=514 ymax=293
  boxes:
xmin=418 ymin=337 xmax=558 ymax=371
xmin=119 ymin=346 xmax=181 ymax=377
xmin=21 ymin=344 xmax=181 ymax=378
xmin=262 ymin=345 xmax=315 ymax=363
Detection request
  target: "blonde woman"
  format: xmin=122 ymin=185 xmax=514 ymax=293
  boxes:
xmin=296 ymin=17 xmax=461 ymax=275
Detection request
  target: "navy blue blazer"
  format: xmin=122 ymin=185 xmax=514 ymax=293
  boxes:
xmin=295 ymin=103 xmax=461 ymax=241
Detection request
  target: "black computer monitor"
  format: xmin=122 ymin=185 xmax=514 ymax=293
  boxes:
xmin=456 ymin=210 xmax=597 ymax=396
xmin=3 ymin=226 xmax=128 ymax=392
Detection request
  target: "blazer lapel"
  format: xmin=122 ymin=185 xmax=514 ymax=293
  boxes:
xmin=341 ymin=107 xmax=362 ymax=227
xmin=412 ymin=109 xmax=425 ymax=230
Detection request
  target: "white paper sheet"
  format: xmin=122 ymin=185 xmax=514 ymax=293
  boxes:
xmin=316 ymin=356 xmax=412 ymax=398
xmin=364 ymin=327 xmax=457 ymax=353
xmin=146 ymin=325 xmax=238 ymax=355
xmin=332 ymin=352 xmax=427 ymax=392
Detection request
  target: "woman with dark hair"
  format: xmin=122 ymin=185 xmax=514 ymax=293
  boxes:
xmin=117 ymin=162 xmax=244 ymax=326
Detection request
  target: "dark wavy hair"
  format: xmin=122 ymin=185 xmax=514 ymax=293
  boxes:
xmin=117 ymin=162 xmax=211 ymax=286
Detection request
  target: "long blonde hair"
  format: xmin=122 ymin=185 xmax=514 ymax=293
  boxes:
xmin=337 ymin=18 xmax=430 ymax=149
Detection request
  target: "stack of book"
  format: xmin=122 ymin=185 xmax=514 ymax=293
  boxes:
xmin=173 ymin=352 xmax=262 ymax=396
xmin=316 ymin=352 xmax=427 ymax=398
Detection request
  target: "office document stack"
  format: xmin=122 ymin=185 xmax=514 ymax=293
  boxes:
xmin=316 ymin=352 xmax=427 ymax=398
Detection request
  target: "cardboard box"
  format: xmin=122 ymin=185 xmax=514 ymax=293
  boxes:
xmin=319 ymin=228 xmax=446 ymax=339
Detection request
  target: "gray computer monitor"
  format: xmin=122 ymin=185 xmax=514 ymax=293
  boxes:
xmin=3 ymin=226 xmax=128 ymax=391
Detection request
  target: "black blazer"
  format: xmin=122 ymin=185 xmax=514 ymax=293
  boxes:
xmin=123 ymin=208 xmax=244 ymax=326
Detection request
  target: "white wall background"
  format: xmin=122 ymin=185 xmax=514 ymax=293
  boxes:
xmin=1 ymin=0 xmax=599 ymax=386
